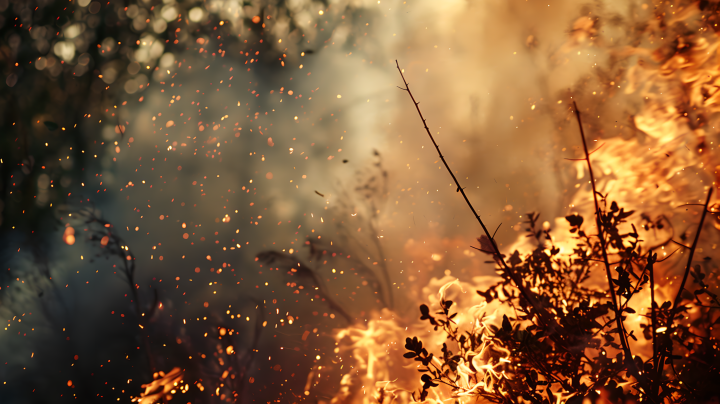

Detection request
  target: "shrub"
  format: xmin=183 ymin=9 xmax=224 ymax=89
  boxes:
xmin=396 ymin=62 xmax=720 ymax=404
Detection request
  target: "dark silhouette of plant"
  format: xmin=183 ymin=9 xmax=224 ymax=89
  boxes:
xmin=66 ymin=204 xmax=273 ymax=404
xmin=66 ymin=204 xmax=160 ymax=371
xmin=257 ymin=251 xmax=354 ymax=323
xmin=256 ymin=150 xmax=395 ymax=323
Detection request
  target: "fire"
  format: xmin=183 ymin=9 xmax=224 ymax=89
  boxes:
xmin=331 ymin=311 xmax=417 ymax=404
xmin=131 ymin=367 xmax=185 ymax=404
xmin=325 ymin=1 xmax=720 ymax=402
xmin=331 ymin=276 xmax=503 ymax=404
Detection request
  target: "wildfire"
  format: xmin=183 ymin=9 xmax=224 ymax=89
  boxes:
xmin=325 ymin=1 xmax=720 ymax=402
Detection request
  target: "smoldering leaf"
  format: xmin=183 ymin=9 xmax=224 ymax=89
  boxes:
xmin=509 ymin=250 xmax=522 ymax=267
xmin=476 ymin=235 xmax=495 ymax=254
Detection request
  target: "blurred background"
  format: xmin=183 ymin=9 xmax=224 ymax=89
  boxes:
xmin=3 ymin=0 xmax=717 ymax=402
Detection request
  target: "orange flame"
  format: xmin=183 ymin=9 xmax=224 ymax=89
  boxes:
xmin=131 ymin=367 xmax=184 ymax=404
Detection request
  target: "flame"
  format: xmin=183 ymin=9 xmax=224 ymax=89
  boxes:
xmin=131 ymin=367 xmax=184 ymax=404
xmin=331 ymin=308 xmax=413 ymax=404
xmin=330 ymin=276 xmax=505 ymax=403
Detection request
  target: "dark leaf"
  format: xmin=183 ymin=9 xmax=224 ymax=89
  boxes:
xmin=477 ymin=288 xmax=495 ymax=303
xmin=509 ymin=250 xmax=522 ymax=267
xmin=565 ymin=214 xmax=584 ymax=227
xmin=420 ymin=304 xmax=432 ymax=320
xmin=476 ymin=235 xmax=495 ymax=254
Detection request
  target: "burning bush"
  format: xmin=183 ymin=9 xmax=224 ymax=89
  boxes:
xmin=404 ymin=206 xmax=720 ymax=403
xmin=393 ymin=64 xmax=720 ymax=403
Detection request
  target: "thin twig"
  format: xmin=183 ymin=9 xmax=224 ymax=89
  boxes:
xmin=670 ymin=239 xmax=691 ymax=250
xmin=395 ymin=61 xmax=547 ymax=325
xmin=675 ymin=203 xmax=708 ymax=208
xmin=670 ymin=189 xmax=712 ymax=314
xmin=657 ymin=248 xmax=680 ymax=262
xmin=564 ymin=142 xmax=606 ymax=161
xmin=654 ymin=188 xmax=713 ymax=389
xmin=572 ymin=101 xmax=639 ymax=379
xmin=492 ymin=223 xmax=502 ymax=239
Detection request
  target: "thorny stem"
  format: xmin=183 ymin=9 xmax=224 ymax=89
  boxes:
xmin=395 ymin=61 xmax=547 ymax=327
xmin=572 ymin=102 xmax=640 ymax=382
xmin=654 ymin=187 xmax=713 ymax=395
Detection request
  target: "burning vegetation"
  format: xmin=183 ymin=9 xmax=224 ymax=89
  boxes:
xmin=395 ymin=73 xmax=720 ymax=403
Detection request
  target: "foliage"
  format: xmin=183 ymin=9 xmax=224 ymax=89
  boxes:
xmin=404 ymin=200 xmax=720 ymax=403
xmin=257 ymin=150 xmax=394 ymax=322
